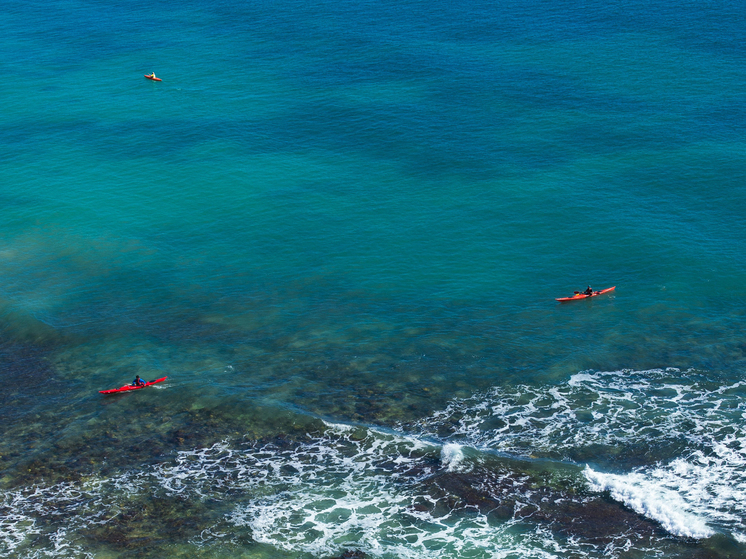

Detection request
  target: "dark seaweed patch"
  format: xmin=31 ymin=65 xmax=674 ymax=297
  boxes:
xmin=82 ymin=494 xmax=221 ymax=550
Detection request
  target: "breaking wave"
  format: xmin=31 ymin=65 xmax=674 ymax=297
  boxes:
xmin=410 ymin=368 xmax=746 ymax=541
xmin=1 ymin=422 xmax=656 ymax=559
xmin=3 ymin=369 xmax=745 ymax=557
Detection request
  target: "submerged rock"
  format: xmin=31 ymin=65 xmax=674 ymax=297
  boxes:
xmin=419 ymin=462 xmax=666 ymax=548
xmin=325 ymin=550 xmax=368 ymax=559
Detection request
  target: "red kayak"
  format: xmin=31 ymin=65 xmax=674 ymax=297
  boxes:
xmin=144 ymin=74 xmax=162 ymax=81
xmin=556 ymin=286 xmax=615 ymax=302
xmin=100 ymin=376 xmax=167 ymax=394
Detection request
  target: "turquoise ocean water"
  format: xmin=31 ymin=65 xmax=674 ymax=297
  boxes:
xmin=2 ymin=0 xmax=746 ymax=557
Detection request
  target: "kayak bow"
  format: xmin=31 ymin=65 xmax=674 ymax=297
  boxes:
xmin=99 ymin=376 xmax=167 ymax=394
xmin=556 ymin=286 xmax=615 ymax=302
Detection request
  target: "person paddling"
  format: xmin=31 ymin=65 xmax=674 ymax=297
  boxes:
xmin=149 ymin=72 xmax=157 ymax=79
xmin=583 ymin=286 xmax=593 ymax=296
xmin=132 ymin=375 xmax=146 ymax=387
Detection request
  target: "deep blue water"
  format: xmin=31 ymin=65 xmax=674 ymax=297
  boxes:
xmin=1 ymin=1 xmax=745 ymax=557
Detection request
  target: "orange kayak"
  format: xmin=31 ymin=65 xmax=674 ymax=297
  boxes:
xmin=556 ymin=286 xmax=615 ymax=302
xmin=145 ymin=74 xmax=162 ymax=81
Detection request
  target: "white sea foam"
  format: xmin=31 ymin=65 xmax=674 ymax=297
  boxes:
xmin=222 ymin=430 xmax=588 ymax=559
xmin=0 ymin=424 xmax=648 ymax=559
xmin=4 ymin=369 xmax=744 ymax=557
xmin=0 ymin=509 xmax=39 ymax=555
xmin=411 ymin=369 xmax=746 ymax=541
xmin=0 ymin=478 xmax=124 ymax=559
xmin=583 ymin=466 xmax=713 ymax=538
xmin=440 ymin=443 xmax=468 ymax=472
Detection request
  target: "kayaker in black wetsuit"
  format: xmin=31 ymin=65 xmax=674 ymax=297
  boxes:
xmin=584 ymin=286 xmax=593 ymax=296
xmin=132 ymin=375 xmax=146 ymax=387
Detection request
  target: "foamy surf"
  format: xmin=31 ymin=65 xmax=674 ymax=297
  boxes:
xmin=0 ymin=422 xmax=660 ymax=559
xmin=440 ymin=443 xmax=469 ymax=472
xmin=409 ymin=368 xmax=746 ymax=541
xmin=583 ymin=467 xmax=713 ymax=539
xmin=586 ymin=437 xmax=746 ymax=542
xmin=3 ymin=370 xmax=744 ymax=558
